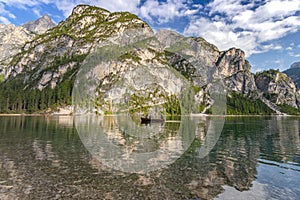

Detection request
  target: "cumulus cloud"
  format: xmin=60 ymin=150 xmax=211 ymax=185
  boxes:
xmin=51 ymin=0 xmax=201 ymax=24
xmin=1 ymin=0 xmax=201 ymax=24
xmin=184 ymin=0 xmax=300 ymax=57
xmin=0 ymin=0 xmax=42 ymax=9
xmin=0 ymin=16 xmax=10 ymax=24
xmin=0 ymin=2 xmax=15 ymax=21
xmin=139 ymin=0 xmax=201 ymax=24
xmin=288 ymin=51 xmax=300 ymax=58
xmin=1 ymin=0 xmax=299 ymax=60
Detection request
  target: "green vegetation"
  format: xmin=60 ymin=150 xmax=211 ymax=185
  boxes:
xmin=0 ymin=79 xmax=72 ymax=113
xmin=263 ymin=92 xmax=278 ymax=103
xmin=0 ymin=74 xmax=4 ymax=83
xmin=119 ymin=51 xmax=141 ymax=63
xmin=227 ymin=92 xmax=274 ymax=115
xmin=0 ymin=62 xmax=81 ymax=113
xmin=164 ymin=94 xmax=181 ymax=115
xmin=165 ymin=51 xmax=196 ymax=80
xmin=128 ymin=93 xmax=152 ymax=114
xmin=254 ymin=69 xmax=278 ymax=80
xmin=278 ymin=104 xmax=300 ymax=115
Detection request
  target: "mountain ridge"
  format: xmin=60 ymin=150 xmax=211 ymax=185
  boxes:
xmin=0 ymin=5 xmax=299 ymax=115
xmin=23 ymin=14 xmax=56 ymax=34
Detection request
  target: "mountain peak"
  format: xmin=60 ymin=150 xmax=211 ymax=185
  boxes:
xmin=23 ymin=14 xmax=56 ymax=34
xmin=72 ymin=4 xmax=110 ymax=16
xmin=291 ymin=61 xmax=300 ymax=69
xmin=41 ymin=14 xmax=51 ymax=21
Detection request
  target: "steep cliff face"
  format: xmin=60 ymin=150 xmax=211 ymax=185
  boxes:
xmin=0 ymin=24 xmax=34 ymax=69
xmin=216 ymin=48 xmax=257 ymax=96
xmin=255 ymin=70 xmax=299 ymax=108
xmin=23 ymin=14 xmax=56 ymax=34
xmin=0 ymin=15 xmax=56 ymax=75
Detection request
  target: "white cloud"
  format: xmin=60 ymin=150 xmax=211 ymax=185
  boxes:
xmin=0 ymin=0 xmax=41 ymax=9
xmin=139 ymin=0 xmax=201 ymax=24
xmin=184 ymin=0 xmax=300 ymax=57
xmin=46 ymin=0 xmax=201 ymax=24
xmin=1 ymin=0 xmax=299 ymax=60
xmin=33 ymin=8 xmax=41 ymax=17
xmin=288 ymin=51 xmax=300 ymax=57
xmin=51 ymin=0 xmax=141 ymax=18
xmin=0 ymin=16 xmax=10 ymax=24
xmin=0 ymin=2 xmax=16 ymax=23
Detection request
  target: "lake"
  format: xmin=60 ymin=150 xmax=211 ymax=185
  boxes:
xmin=0 ymin=115 xmax=299 ymax=199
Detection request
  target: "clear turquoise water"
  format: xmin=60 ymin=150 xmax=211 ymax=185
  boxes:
xmin=0 ymin=116 xmax=299 ymax=199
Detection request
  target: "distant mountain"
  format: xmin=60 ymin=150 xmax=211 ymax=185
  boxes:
xmin=255 ymin=69 xmax=299 ymax=113
xmin=0 ymin=5 xmax=299 ymax=115
xmin=283 ymin=62 xmax=300 ymax=89
xmin=291 ymin=62 xmax=300 ymax=69
xmin=0 ymin=24 xmax=34 ymax=69
xmin=23 ymin=14 xmax=56 ymax=34
xmin=0 ymin=14 xmax=55 ymax=76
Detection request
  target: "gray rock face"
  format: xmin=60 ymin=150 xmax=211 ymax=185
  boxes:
xmin=0 ymin=15 xmax=56 ymax=74
xmin=291 ymin=62 xmax=300 ymax=69
xmin=216 ymin=48 xmax=257 ymax=96
xmin=284 ymin=62 xmax=300 ymax=89
xmin=23 ymin=14 xmax=56 ymax=34
xmin=0 ymin=24 xmax=34 ymax=68
xmin=255 ymin=70 xmax=299 ymax=108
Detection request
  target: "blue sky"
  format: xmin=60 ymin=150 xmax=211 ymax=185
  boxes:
xmin=0 ymin=0 xmax=300 ymax=72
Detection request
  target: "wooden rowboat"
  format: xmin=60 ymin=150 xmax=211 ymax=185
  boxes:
xmin=141 ymin=117 xmax=165 ymax=124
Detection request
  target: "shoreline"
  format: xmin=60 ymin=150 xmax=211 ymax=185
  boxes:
xmin=0 ymin=113 xmax=297 ymax=117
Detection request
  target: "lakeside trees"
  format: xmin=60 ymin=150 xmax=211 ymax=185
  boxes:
xmin=0 ymin=77 xmax=73 ymax=114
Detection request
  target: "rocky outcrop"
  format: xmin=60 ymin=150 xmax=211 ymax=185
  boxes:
xmin=0 ymin=15 xmax=56 ymax=75
xmin=216 ymin=48 xmax=257 ymax=96
xmin=23 ymin=14 xmax=56 ymax=34
xmin=0 ymin=24 xmax=34 ymax=69
xmin=255 ymin=70 xmax=299 ymax=108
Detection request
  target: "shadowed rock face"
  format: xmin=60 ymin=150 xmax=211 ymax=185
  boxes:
xmin=291 ymin=62 xmax=300 ymax=69
xmin=284 ymin=62 xmax=300 ymax=89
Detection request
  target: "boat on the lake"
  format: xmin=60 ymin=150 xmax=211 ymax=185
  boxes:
xmin=141 ymin=116 xmax=165 ymax=124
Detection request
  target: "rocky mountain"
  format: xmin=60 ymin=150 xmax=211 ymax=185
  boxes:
xmin=0 ymin=14 xmax=55 ymax=77
xmin=291 ymin=62 xmax=300 ymax=69
xmin=283 ymin=62 xmax=300 ymax=89
xmin=0 ymin=24 xmax=34 ymax=70
xmin=0 ymin=5 xmax=299 ymax=115
xmin=23 ymin=14 xmax=56 ymax=34
xmin=216 ymin=48 xmax=257 ymax=96
xmin=255 ymin=69 xmax=300 ymax=112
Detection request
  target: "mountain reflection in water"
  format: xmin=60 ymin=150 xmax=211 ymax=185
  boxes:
xmin=0 ymin=116 xmax=299 ymax=199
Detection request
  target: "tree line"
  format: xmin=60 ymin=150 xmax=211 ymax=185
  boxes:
xmin=0 ymin=76 xmax=73 ymax=114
